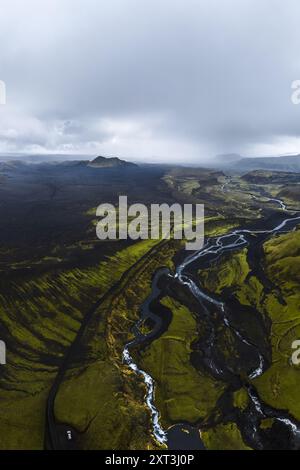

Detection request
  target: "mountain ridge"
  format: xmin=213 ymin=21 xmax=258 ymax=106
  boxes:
xmin=228 ymin=155 xmax=300 ymax=173
xmin=88 ymin=155 xmax=137 ymax=169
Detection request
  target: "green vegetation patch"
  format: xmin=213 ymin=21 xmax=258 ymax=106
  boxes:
xmin=202 ymin=422 xmax=251 ymax=450
xmin=254 ymin=229 xmax=300 ymax=420
xmin=137 ymin=297 xmax=225 ymax=427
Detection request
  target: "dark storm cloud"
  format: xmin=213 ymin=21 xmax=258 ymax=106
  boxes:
xmin=0 ymin=0 xmax=300 ymax=162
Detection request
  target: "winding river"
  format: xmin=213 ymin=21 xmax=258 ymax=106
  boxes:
xmin=123 ymin=197 xmax=300 ymax=450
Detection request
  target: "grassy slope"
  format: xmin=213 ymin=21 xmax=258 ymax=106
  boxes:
xmin=52 ymin=213 xmax=243 ymax=449
xmin=254 ymin=229 xmax=300 ymax=419
xmin=54 ymin=239 xmax=181 ymax=450
xmin=0 ymin=238 xmax=160 ymax=449
xmin=137 ymin=297 xmax=225 ymax=427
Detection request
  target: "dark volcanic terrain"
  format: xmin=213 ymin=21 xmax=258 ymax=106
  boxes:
xmin=0 ymin=158 xmax=299 ymax=450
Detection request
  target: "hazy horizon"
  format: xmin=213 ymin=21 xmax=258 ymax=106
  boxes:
xmin=2 ymin=151 xmax=300 ymax=168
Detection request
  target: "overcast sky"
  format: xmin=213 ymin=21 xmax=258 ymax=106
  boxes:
xmin=0 ymin=0 xmax=300 ymax=163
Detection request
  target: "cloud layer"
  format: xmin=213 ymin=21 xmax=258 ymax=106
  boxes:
xmin=0 ymin=0 xmax=300 ymax=163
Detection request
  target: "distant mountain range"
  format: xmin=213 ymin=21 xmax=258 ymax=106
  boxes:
xmin=1 ymin=152 xmax=300 ymax=173
xmin=0 ymin=153 xmax=138 ymax=168
xmin=225 ymin=155 xmax=300 ymax=173
xmin=0 ymin=154 xmax=138 ymax=171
